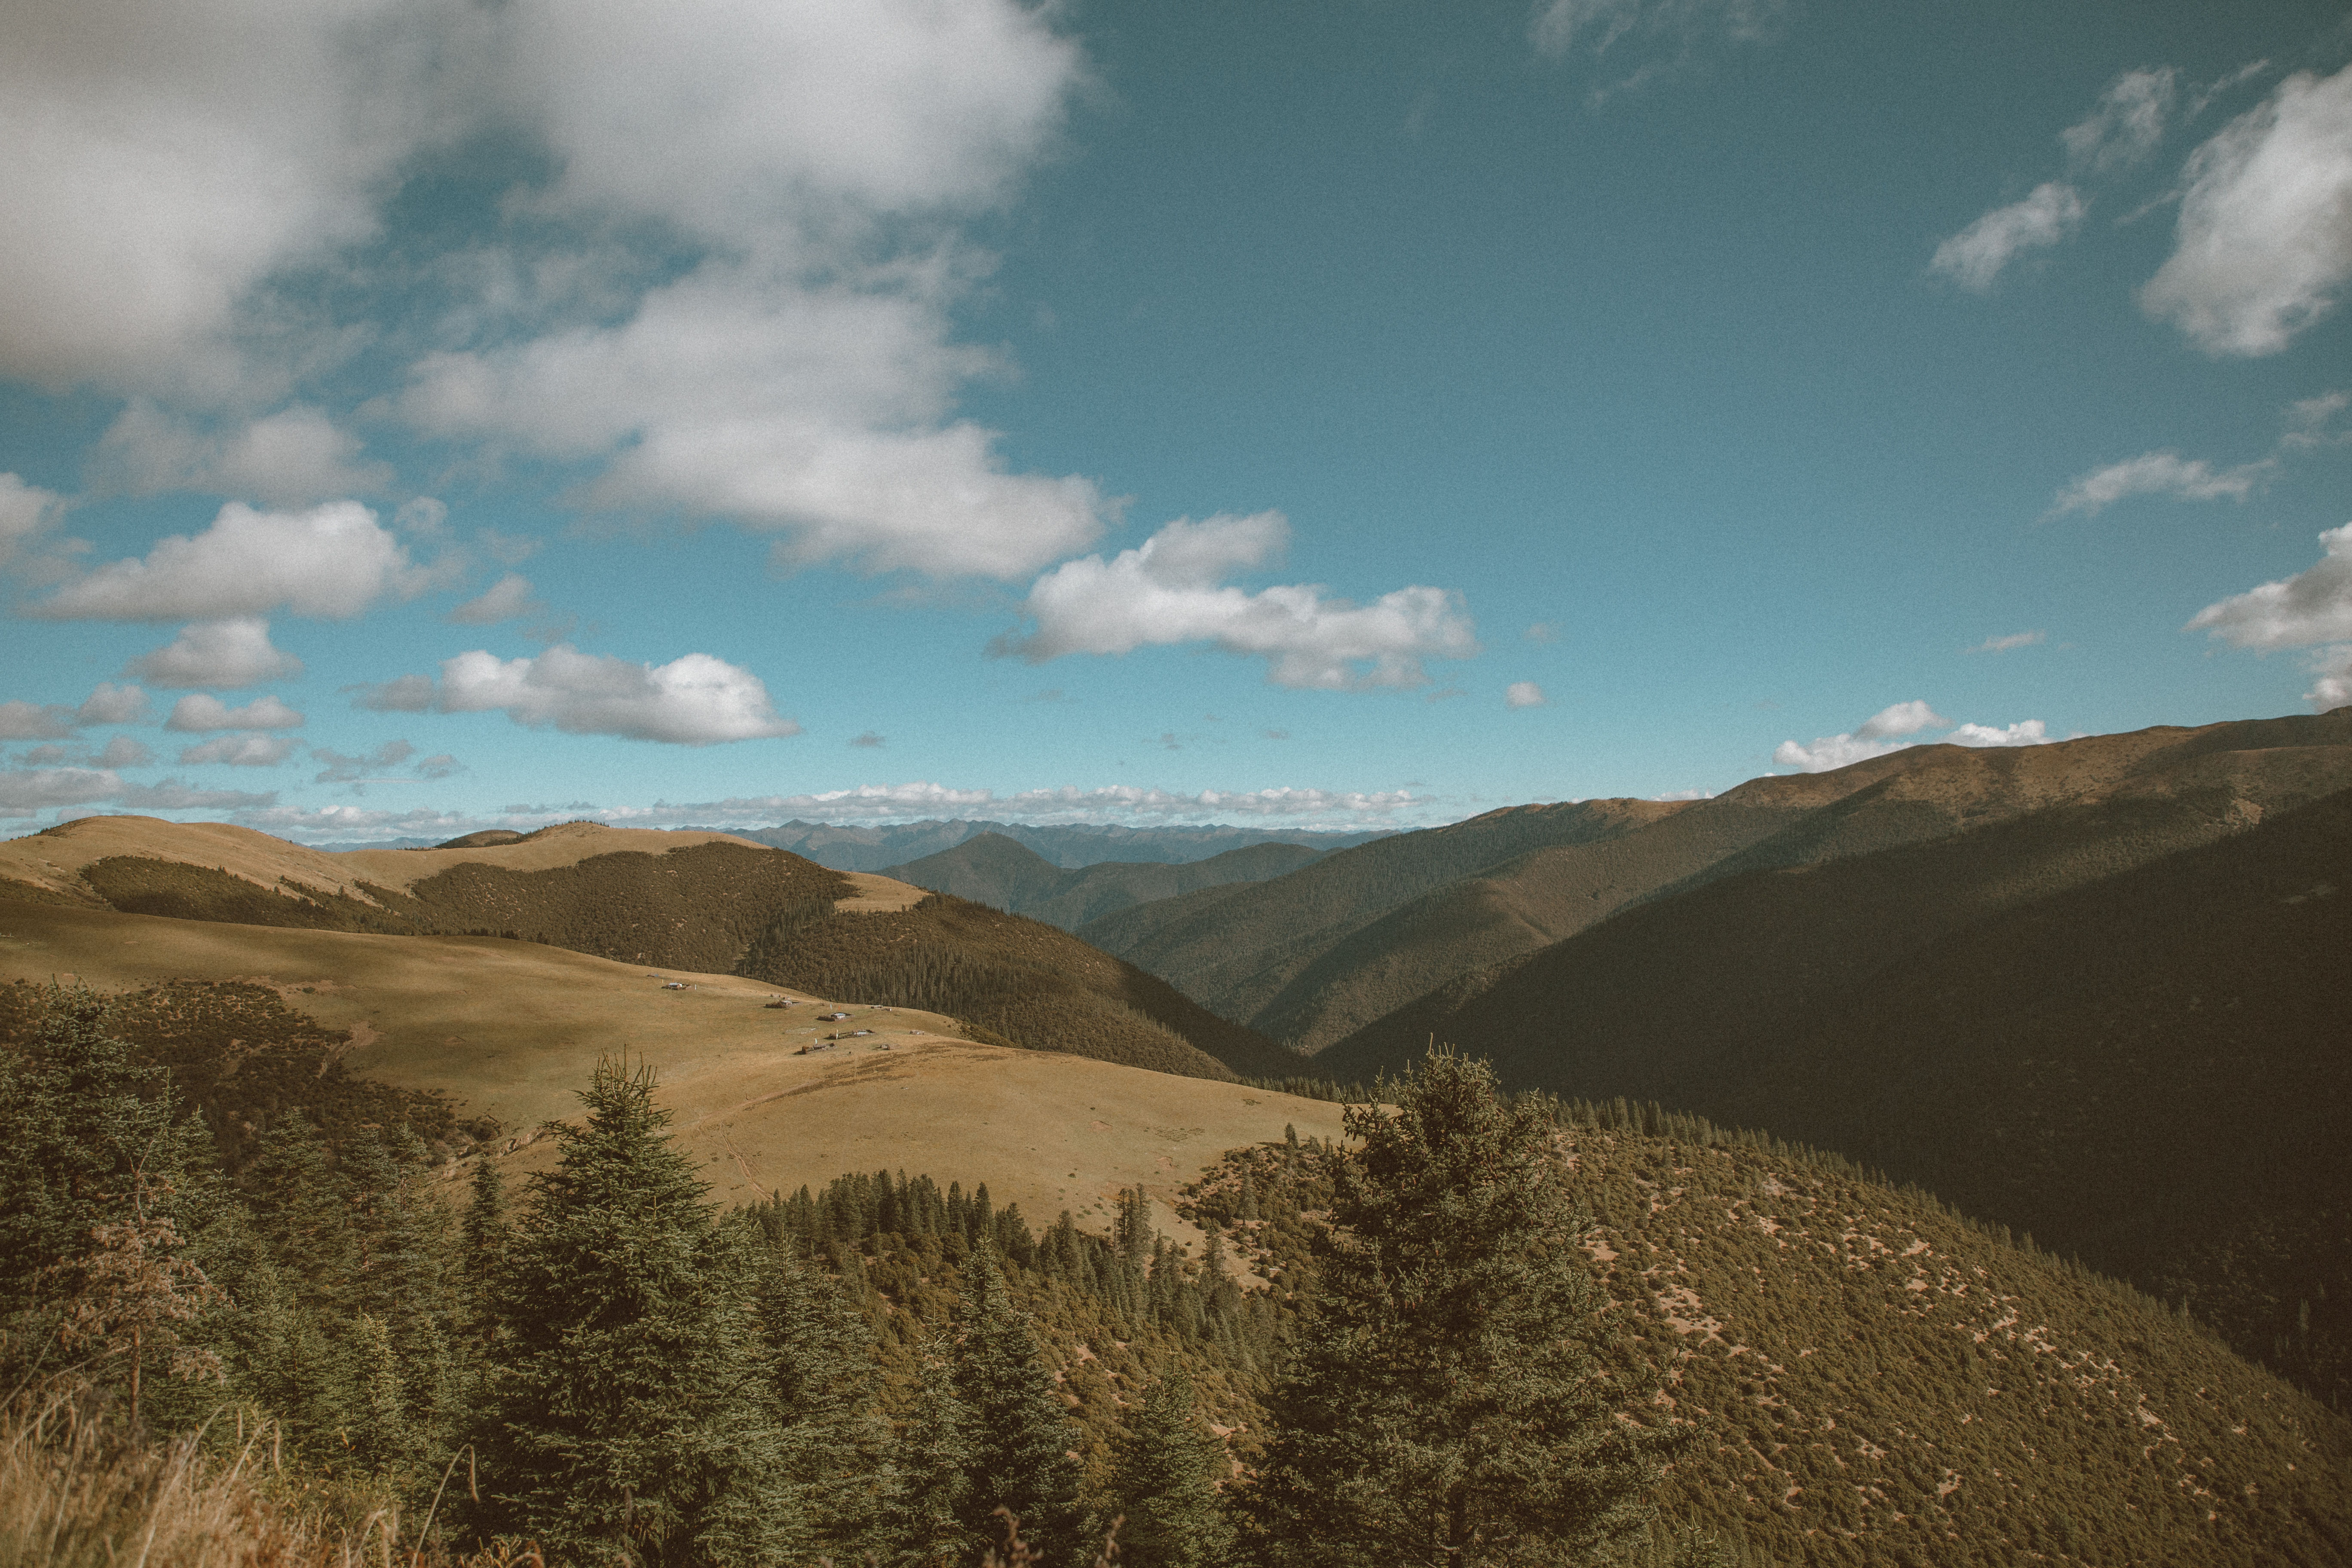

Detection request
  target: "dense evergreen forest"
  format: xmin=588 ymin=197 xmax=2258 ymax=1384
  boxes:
xmin=0 ymin=985 xmax=1700 ymax=1568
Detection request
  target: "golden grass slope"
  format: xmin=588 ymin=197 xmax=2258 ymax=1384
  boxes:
xmin=0 ymin=898 xmax=1346 ymax=1237
xmin=0 ymin=815 xmax=770 ymax=906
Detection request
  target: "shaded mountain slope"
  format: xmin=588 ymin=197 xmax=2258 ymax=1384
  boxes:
xmin=1078 ymin=798 xmax=1695 ymax=1031
xmin=0 ymin=816 xmax=1291 ymax=1082
xmin=1325 ymin=782 xmax=2352 ymax=1407
xmin=725 ymin=817 xmax=1387 ymax=872
xmin=882 ymin=832 xmax=1323 ymax=930
xmin=1098 ymin=711 xmax=2352 ymax=1054
xmin=1192 ymin=1118 xmax=2352 ymax=1566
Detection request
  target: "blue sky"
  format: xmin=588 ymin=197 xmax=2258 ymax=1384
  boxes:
xmin=4 ymin=0 xmax=2350 ymax=840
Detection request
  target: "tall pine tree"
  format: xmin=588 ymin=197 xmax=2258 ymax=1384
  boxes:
xmin=1240 ymin=1048 xmax=1681 ymax=1567
xmin=1110 ymin=1367 xmax=1234 ymax=1568
xmin=949 ymin=1247 xmax=1089 ymax=1562
xmin=472 ymin=1059 xmax=790 ymax=1566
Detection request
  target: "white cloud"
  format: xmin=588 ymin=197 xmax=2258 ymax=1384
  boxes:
xmin=1946 ymin=720 xmax=2050 ymax=747
xmin=0 ymin=0 xmax=472 ymax=395
xmin=1651 ymin=787 xmax=1714 ymax=801
xmin=311 ymin=739 xmax=416 ymax=784
xmin=0 ymin=684 xmax=148 ymax=741
xmin=2062 ymin=68 xmax=2177 ymax=173
xmin=1525 ymin=620 xmax=1559 ymax=642
xmin=2049 ymin=451 xmax=2269 ymax=516
xmin=32 ymin=501 xmax=428 ymax=621
xmin=2186 ymin=522 xmax=2352 ymax=650
xmin=361 ymin=645 xmax=796 ymax=745
xmin=0 ymin=768 xmax=274 ymax=818
xmin=446 ymin=573 xmax=546 ymax=626
xmin=1969 ymin=630 xmax=2046 ymax=653
xmin=166 ymin=694 xmax=305 ymax=732
xmin=126 ymin=618 xmax=304 ymax=688
xmin=2141 ymin=62 xmax=2352 ymax=356
xmin=88 ymin=403 xmax=392 ymax=506
xmin=0 ymin=473 xmax=66 ymax=569
xmin=619 ymin=781 xmax=1426 ymax=827
xmin=1773 ymin=701 xmax=2050 ymax=772
xmin=0 ymin=702 xmax=76 ymax=742
xmin=1855 ymin=700 xmax=1949 ymax=739
xmin=2307 ymin=646 xmax=2352 ymax=710
xmin=77 ymin=683 xmax=151 ymax=725
xmin=1527 ymin=0 xmax=1784 ymax=86
xmin=0 ymin=0 xmax=1104 ymax=585
xmin=398 ymin=263 xmax=1111 ymax=580
xmin=1000 ymin=513 xmax=1479 ymax=689
xmin=92 ymin=735 xmax=154 ymax=768
xmin=178 ymin=734 xmax=299 ymax=767
xmin=1505 ymin=681 xmax=1549 ymax=708
xmin=0 ymin=767 xmax=123 ymax=815
xmin=1931 ymin=183 xmax=2086 ymax=291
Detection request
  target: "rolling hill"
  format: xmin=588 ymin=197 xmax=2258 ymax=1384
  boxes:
xmin=0 ymin=900 xmax=1347 ymax=1239
xmin=881 ymin=832 xmax=1325 ymax=930
xmin=0 ymin=815 xmax=1297 ymax=1081
xmin=1088 ymin=710 xmax=2352 ymax=1054
xmin=1190 ymin=1114 xmax=2352 ymax=1566
xmin=1320 ymin=772 xmax=2352 ymax=1411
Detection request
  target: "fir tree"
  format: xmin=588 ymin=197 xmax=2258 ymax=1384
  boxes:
xmin=756 ymin=1235 xmax=886 ymax=1558
xmin=473 ymin=1059 xmax=790 ymax=1566
xmin=883 ymin=1339 xmax=977 ymax=1568
xmin=1240 ymin=1048 xmax=1681 ymax=1567
xmin=1110 ymin=1368 xmax=1235 ymax=1568
xmin=950 ymin=1247 xmax=1089 ymax=1562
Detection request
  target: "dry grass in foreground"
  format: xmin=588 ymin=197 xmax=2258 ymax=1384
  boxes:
xmin=0 ymin=1377 xmax=476 ymax=1568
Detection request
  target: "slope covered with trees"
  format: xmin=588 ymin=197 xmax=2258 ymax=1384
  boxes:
xmin=1091 ymin=712 xmax=2352 ymax=1053
xmin=1324 ymin=777 xmax=2352 ymax=1412
xmin=883 ymin=833 xmax=1325 ymax=931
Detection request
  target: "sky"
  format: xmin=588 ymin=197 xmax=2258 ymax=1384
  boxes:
xmin=3 ymin=0 xmax=2351 ymax=842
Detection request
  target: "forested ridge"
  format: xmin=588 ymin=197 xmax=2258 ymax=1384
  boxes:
xmin=6 ymin=982 xmax=2349 ymax=1566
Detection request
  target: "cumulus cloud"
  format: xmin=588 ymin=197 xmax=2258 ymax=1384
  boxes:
xmin=1931 ymin=183 xmax=2086 ymax=291
xmin=1856 ymin=700 xmax=1949 ymax=739
xmin=2141 ymin=62 xmax=2352 ymax=355
xmin=0 ymin=683 xmax=152 ymax=739
xmin=311 ymin=739 xmax=416 ymax=784
xmin=1773 ymin=701 xmax=2049 ymax=772
xmin=2048 ymin=451 xmax=2269 ymax=515
xmin=0 ymin=473 xmax=66 ymax=570
xmin=0 ymin=702 xmax=76 ymax=742
xmin=32 ymin=501 xmax=431 ymax=621
xmin=166 ymin=694 xmax=305 ymax=732
xmin=178 ymin=734 xmax=299 ymax=767
xmin=2062 ymin=68 xmax=2177 ymax=173
xmin=0 ymin=0 xmax=1102 ymax=582
xmin=2186 ymin=522 xmax=2352 ymax=652
xmin=88 ymin=403 xmax=392 ymax=505
xmin=77 ymin=683 xmax=150 ymax=725
xmin=1505 ymin=681 xmax=1549 ymax=708
xmin=126 ymin=619 xmax=304 ymax=688
xmin=1969 ymin=630 xmax=2046 ymax=653
xmin=2307 ymin=646 xmax=2352 ymax=710
xmin=999 ymin=513 xmax=1478 ymax=689
xmin=0 ymin=767 xmax=273 ymax=818
xmin=415 ymin=753 xmax=462 ymax=780
xmin=359 ymin=645 xmax=796 ymax=744
xmin=445 ymin=574 xmax=545 ymax=625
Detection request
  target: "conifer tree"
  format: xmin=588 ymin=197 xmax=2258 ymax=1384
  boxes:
xmin=1110 ymin=1368 xmax=1235 ymax=1568
xmin=756 ymin=1235 xmax=886 ymax=1557
xmin=473 ymin=1059 xmax=790 ymax=1566
xmin=883 ymin=1340 xmax=977 ymax=1567
xmin=949 ymin=1247 xmax=1089 ymax=1561
xmin=1240 ymin=1048 xmax=1680 ymax=1567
